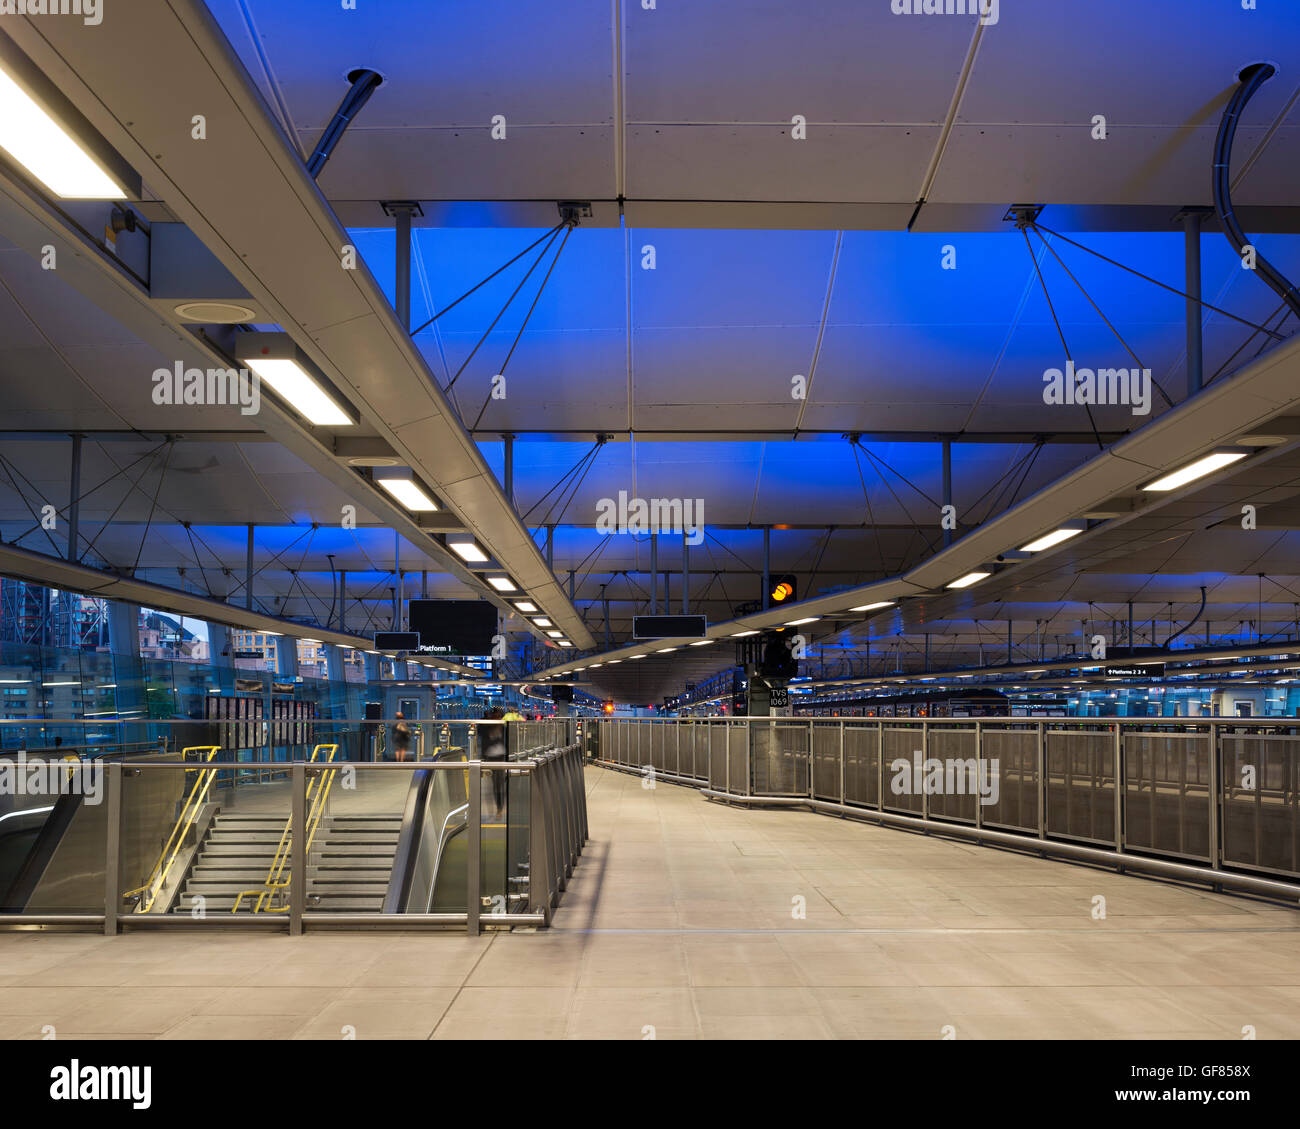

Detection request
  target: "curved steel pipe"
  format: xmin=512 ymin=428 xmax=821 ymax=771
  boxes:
xmin=1212 ymin=63 xmax=1300 ymax=320
xmin=305 ymin=68 xmax=383 ymax=180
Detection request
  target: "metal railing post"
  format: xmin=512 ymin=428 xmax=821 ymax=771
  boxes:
xmin=921 ymin=720 xmax=930 ymax=823
xmin=290 ymin=761 xmax=305 ymax=935
xmin=975 ymin=720 xmax=983 ymax=830
xmin=839 ymin=719 xmax=846 ymax=806
xmin=467 ymin=760 xmax=482 ymax=936
xmin=1113 ymin=722 xmax=1124 ymax=855
xmin=102 ymin=761 xmax=122 ymax=936
xmin=1209 ymin=719 xmax=1221 ymax=878
xmin=1036 ymin=721 xmax=1047 ymax=840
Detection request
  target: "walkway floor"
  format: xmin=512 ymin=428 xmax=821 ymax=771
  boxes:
xmin=1 ymin=765 xmax=1297 ymax=1039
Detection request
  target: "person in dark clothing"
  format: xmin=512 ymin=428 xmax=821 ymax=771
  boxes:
xmin=392 ymin=712 xmax=413 ymax=761
xmin=479 ymin=706 xmax=507 ymax=814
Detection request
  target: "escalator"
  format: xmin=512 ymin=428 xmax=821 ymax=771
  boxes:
xmin=385 ymin=755 xmax=529 ymax=916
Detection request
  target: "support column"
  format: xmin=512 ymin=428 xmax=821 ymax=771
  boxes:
xmin=67 ymin=433 xmax=81 ymax=562
xmin=384 ymin=201 xmax=422 ymax=332
xmin=274 ymin=635 xmax=299 ymax=678
xmin=681 ymin=530 xmax=690 ymax=614
xmin=502 ymin=433 xmax=515 ymax=510
xmin=245 ymin=524 xmax=254 ymax=611
xmin=942 ymin=439 xmax=953 ymax=548
xmin=1180 ymin=208 xmax=1210 ymax=396
xmin=393 ymin=532 xmax=402 ymax=630
xmin=209 ymin=624 xmax=235 ymax=669
xmin=324 ymin=644 xmax=346 ymax=684
xmin=649 ymin=533 xmax=658 ymax=615
xmin=762 ymin=528 xmax=771 ymax=610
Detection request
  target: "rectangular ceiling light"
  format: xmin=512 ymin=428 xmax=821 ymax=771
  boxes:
xmin=690 ymin=639 xmax=715 ymax=646
xmin=0 ymin=39 xmax=139 ymax=200
xmin=850 ymin=601 xmax=895 ymax=612
xmin=785 ymin=617 xmax=820 ymax=626
xmin=235 ymin=333 xmax=355 ymax=427
xmin=1142 ymin=450 xmax=1249 ymax=492
xmin=246 ymin=358 xmax=355 ymax=427
xmin=546 ymin=630 xmax=562 ymax=638
xmin=486 ymin=576 xmax=517 ymax=593
xmin=555 ymin=639 xmax=572 ymax=646
xmin=656 ymin=647 xmax=677 ymax=653
xmin=376 ymin=475 xmax=439 ymax=512
xmin=1021 ymin=525 xmax=1086 ymax=553
xmin=731 ymin=630 xmax=759 ymax=637
xmin=533 ymin=618 xmax=553 ymax=628
xmin=448 ymin=537 xmax=489 ymax=563
xmin=947 ymin=571 xmax=991 ymax=589
xmin=514 ymin=601 xmax=538 ymax=614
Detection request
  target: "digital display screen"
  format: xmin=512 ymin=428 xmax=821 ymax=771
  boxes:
xmin=407 ymin=600 xmax=498 ymax=656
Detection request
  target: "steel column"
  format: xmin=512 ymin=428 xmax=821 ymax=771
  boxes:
xmin=942 ymin=439 xmax=953 ymax=547
xmin=67 ymin=433 xmax=81 ymax=562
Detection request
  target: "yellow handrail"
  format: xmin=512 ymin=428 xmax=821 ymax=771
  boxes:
xmin=232 ymin=744 xmax=338 ymax=914
xmin=125 ymin=746 xmax=222 ymax=913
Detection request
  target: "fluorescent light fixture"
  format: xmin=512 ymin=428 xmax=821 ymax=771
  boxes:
xmin=656 ymin=647 xmax=678 ymax=653
xmin=607 ymin=660 xmax=622 ymax=665
xmin=555 ymin=639 xmax=571 ymax=647
xmin=546 ymin=630 xmax=562 ymax=638
xmin=514 ymin=601 xmax=538 ymax=614
xmin=630 ymin=654 xmax=646 ymax=659
xmin=486 ymin=576 xmax=517 ymax=593
xmin=731 ymin=630 xmax=760 ymax=637
xmin=1021 ymin=524 xmax=1086 ymax=553
xmin=946 ymin=571 xmax=991 ymax=589
xmin=235 ymin=333 xmax=355 ymax=427
xmin=850 ymin=601 xmax=895 ymax=613
xmin=533 ymin=618 xmax=553 ymax=628
xmin=0 ymin=39 xmax=139 ymax=199
xmin=448 ymin=537 xmax=489 ymax=563
xmin=785 ymin=617 xmax=820 ymax=626
xmin=42 ymin=681 xmax=79 ymax=687
xmin=374 ymin=474 xmax=438 ymax=512
xmin=690 ymin=639 xmax=715 ymax=647
xmin=1142 ymin=450 xmax=1249 ymax=492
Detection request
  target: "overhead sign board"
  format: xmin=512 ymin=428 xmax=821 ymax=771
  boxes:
xmin=632 ymin=614 xmax=708 ymax=640
xmin=1103 ymin=663 xmax=1165 ymax=677
xmin=373 ymin=631 xmax=420 ymax=652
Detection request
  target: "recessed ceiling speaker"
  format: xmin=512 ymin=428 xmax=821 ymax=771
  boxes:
xmin=174 ymin=301 xmax=257 ymax=323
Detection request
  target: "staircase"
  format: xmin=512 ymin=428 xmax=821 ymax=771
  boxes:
xmin=174 ymin=812 xmax=403 ymax=914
